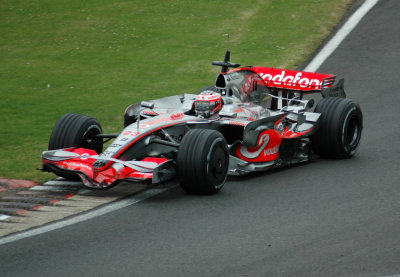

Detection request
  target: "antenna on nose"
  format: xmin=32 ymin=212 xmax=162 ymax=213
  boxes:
xmin=223 ymin=33 xmax=230 ymax=51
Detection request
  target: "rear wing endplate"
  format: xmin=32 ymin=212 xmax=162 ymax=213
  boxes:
xmin=321 ymin=78 xmax=346 ymax=98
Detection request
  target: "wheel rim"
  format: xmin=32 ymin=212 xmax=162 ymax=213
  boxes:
xmin=345 ymin=115 xmax=361 ymax=149
xmin=207 ymin=139 xmax=228 ymax=189
xmin=81 ymin=126 xmax=102 ymax=153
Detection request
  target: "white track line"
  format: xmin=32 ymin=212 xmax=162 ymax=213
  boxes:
xmin=0 ymin=0 xmax=379 ymax=245
xmin=304 ymin=0 xmax=379 ymax=72
xmin=0 ymin=215 xmax=10 ymax=221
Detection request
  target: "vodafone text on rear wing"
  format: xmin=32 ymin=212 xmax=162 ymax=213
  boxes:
xmin=252 ymin=66 xmax=336 ymax=92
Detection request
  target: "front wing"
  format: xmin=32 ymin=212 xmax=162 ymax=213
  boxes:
xmin=42 ymin=148 xmax=174 ymax=189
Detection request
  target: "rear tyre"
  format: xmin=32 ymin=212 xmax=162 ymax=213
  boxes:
xmin=177 ymin=129 xmax=229 ymax=195
xmin=311 ymin=97 xmax=362 ymax=158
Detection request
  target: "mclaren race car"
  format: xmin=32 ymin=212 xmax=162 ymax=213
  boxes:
xmin=41 ymin=50 xmax=363 ymax=194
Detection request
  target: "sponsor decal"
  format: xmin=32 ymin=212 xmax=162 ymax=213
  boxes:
xmin=228 ymin=121 xmax=246 ymax=127
xmin=253 ymin=66 xmax=334 ymax=91
xmin=236 ymin=129 xmax=282 ymax=162
xmin=142 ymin=110 xmax=158 ymax=115
xmin=139 ymin=123 xmax=151 ymax=128
xmin=260 ymin=71 xmax=322 ymax=89
xmin=239 ymin=134 xmax=270 ymax=159
xmin=170 ymin=112 xmax=184 ymax=120
xmin=123 ymin=131 xmax=140 ymax=136
xmin=61 ymin=161 xmax=92 ymax=171
xmin=110 ymin=143 xmax=122 ymax=148
xmin=138 ymin=114 xmax=187 ymax=128
xmin=196 ymin=94 xmax=221 ymax=101
xmin=81 ymin=153 xmax=90 ymax=160
xmin=264 ymin=146 xmax=279 ymax=156
xmin=139 ymin=116 xmax=172 ymax=128
xmin=128 ymin=172 xmax=153 ymax=179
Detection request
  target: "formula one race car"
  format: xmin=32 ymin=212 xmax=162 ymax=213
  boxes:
xmin=41 ymin=50 xmax=363 ymax=194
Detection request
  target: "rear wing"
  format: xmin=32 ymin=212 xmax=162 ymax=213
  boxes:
xmin=252 ymin=66 xmax=335 ymax=92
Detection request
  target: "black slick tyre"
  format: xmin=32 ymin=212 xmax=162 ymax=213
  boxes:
xmin=311 ymin=97 xmax=362 ymax=158
xmin=48 ymin=113 xmax=103 ymax=179
xmin=177 ymin=129 xmax=229 ymax=195
xmin=49 ymin=113 xmax=103 ymax=153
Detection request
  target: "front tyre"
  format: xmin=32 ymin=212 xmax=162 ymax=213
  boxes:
xmin=177 ymin=129 xmax=229 ymax=195
xmin=47 ymin=113 xmax=103 ymax=180
xmin=311 ymin=97 xmax=363 ymax=158
xmin=48 ymin=113 xmax=103 ymax=153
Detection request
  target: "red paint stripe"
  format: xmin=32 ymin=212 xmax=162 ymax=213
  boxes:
xmin=17 ymin=191 xmax=75 ymax=199
xmin=32 ymin=205 xmax=44 ymax=210
xmin=0 ymin=178 xmax=38 ymax=189
xmin=15 ymin=209 xmax=28 ymax=215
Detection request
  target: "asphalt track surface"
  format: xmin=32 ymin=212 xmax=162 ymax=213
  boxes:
xmin=1 ymin=0 xmax=399 ymax=276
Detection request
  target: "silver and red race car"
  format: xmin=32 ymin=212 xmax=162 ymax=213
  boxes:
xmin=41 ymin=50 xmax=363 ymax=194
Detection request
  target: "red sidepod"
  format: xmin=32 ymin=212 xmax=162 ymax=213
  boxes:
xmin=234 ymin=116 xmax=314 ymax=163
xmin=236 ymin=129 xmax=282 ymax=163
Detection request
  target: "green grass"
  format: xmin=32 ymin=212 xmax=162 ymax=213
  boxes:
xmin=0 ymin=0 xmax=354 ymax=182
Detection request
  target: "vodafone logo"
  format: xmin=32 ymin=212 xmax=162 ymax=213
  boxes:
xmin=252 ymin=66 xmax=334 ymax=91
xmin=61 ymin=161 xmax=92 ymax=171
xmin=259 ymin=71 xmax=322 ymax=89
xmin=264 ymin=146 xmax=279 ymax=156
xmin=239 ymin=133 xmax=270 ymax=159
xmin=236 ymin=128 xmax=283 ymax=162
xmin=81 ymin=153 xmax=90 ymax=160
xmin=196 ymin=93 xmax=221 ymax=101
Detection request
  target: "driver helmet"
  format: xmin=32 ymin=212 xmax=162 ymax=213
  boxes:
xmin=195 ymin=91 xmax=223 ymax=118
